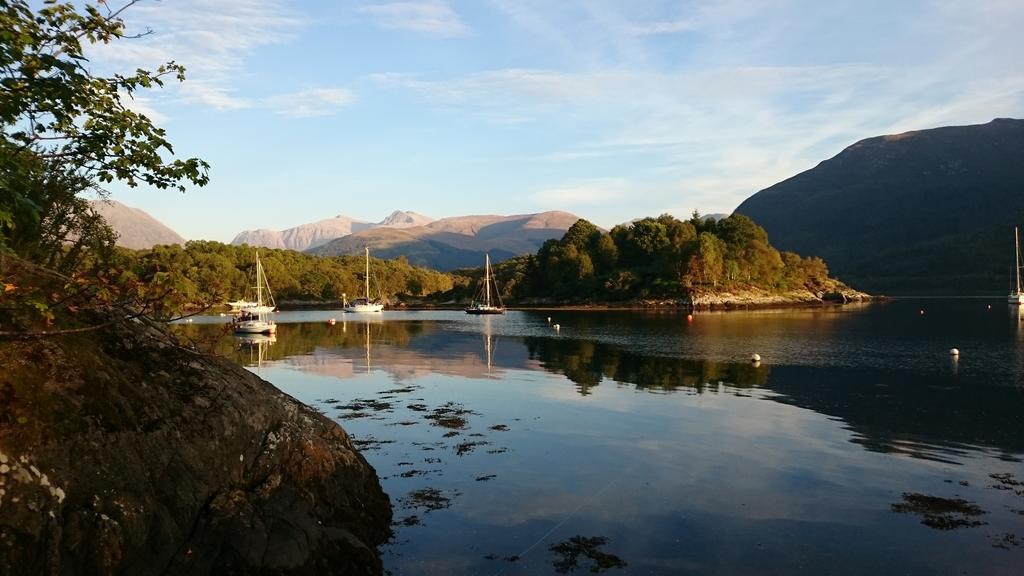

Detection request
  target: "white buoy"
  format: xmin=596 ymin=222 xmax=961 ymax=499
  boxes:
xmin=328 ymin=318 xmax=336 ymax=326
xmin=547 ymin=316 xmax=552 ymax=323
xmin=553 ymin=323 xmax=560 ymax=332
xmin=949 ymin=348 xmax=959 ymax=356
xmin=751 ymin=353 xmax=761 ymax=363
xmin=219 ymin=313 xmax=226 ymax=317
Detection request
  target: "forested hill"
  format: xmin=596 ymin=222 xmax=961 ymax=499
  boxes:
xmin=735 ymin=118 xmax=1024 ymax=294
xmin=124 ymin=241 xmax=459 ymax=312
xmin=484 ymin=214 xmax=860 ymax=304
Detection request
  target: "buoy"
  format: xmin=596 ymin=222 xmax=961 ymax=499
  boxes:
xmin=686 ymin=314 xmax=693 ymax=322
xmin=186 ymin=318 xmax=192 ymax=323
xmin=547 ymin=316 xmax=552 ymax=323
xmin=219 ymin=313 xmax=226 ymax=317
xmin=919 ymin=309 xmax=925 ymax=315
xmin=987 ymin=304 xmax=992 ymax=310
xmin=949 ymin=348 xmax=959 ymax=356
xmin=553 ymin=323 xmax=560 ymax=331
xmin=328 ymin=318 xmax=336 ymax=326
xmin=751 ymin=353 xmax=761 ymax=363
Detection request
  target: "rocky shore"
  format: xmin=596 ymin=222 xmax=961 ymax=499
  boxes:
xmin=0 ymin=315 xmax=391 ymax=575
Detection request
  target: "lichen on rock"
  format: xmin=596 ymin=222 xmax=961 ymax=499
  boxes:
xmin=0 ymin=315 xmax=391 ymax=575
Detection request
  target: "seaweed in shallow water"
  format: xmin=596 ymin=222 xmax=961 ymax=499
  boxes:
xmin=549 ymin=536 xmax=627 ymax=573
xmin=890 ymin=492 xmax=987 ymax=530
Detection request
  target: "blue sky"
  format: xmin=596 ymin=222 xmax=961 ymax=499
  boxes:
xmin=92 ymin=0 xmax=1024 ymax=242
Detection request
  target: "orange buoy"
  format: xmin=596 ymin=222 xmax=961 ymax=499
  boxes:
xmin=686 ymin=314 xmax=693 ymax=322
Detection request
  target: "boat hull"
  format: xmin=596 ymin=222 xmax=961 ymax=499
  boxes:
xmin=465 ymin=307 xmax=505 ymax=315
xmin=344 ymin=304 xmax=384 ymax=313
xmin=233 ymin=320 xmax=277 ymax=334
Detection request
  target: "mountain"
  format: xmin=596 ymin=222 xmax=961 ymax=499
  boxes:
xmin=734 ymin=118 xmax=1024 ymax=294
xmin=231 ymin=210 xmax=434 ymax=252
xmin=310 ymin=211 xmax=582 ymax=270
xmin=90 ymin=200 xmax=185 ymax=249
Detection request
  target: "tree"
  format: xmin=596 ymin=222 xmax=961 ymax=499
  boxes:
xmin=1 ymin=0 xmax=209 ymax=334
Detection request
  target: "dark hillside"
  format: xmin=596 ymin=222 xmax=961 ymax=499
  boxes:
xmin=735 ymin=118 xmax=1024 ymax=294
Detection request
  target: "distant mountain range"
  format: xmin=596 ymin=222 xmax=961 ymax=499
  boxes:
xmin=90 ymin=200 xmax=185 ymax=249
xmin=231 ymin=210 xmax=434 ymax=252
xmin=735 ymin=118 xmax=1024 ymax=294
xmin=309 ymin=211 xmax=582 ymax=270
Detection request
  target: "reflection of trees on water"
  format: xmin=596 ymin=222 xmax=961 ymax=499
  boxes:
xmin=766 ymin=366 xmax=1024 ymax=461
xmin=172 ymin=320 xmax=430 ymax=366
xmin=524 ymin=337 xmax=771 ymax=395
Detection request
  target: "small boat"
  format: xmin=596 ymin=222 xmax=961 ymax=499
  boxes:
xmin=1011 ymin=227 xmax=1023 ymax=305
xmin=466 ymin=253 xmax=505 ymax=315
xmin=344 ymin=248 xmax=384 ymax=313
xmin=234 ymin=251 xmax=277 ymax=334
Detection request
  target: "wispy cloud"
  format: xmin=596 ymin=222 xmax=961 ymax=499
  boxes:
xmin=267 ymin=88 xmax=356 ymax=117
xmin=86 ymin=0 xmax=321 ymax=117
xmin=531 ymin=178 xmax=636 ymax=208
xmin=357 ymin=1 xmax=470 ymax=37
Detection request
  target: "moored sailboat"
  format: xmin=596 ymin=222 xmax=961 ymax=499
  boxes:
xmin=466 ymin=253 xmax=505 ymax=315
xmin=233 ymin=251 xmax=277 ymax=334
xmin=344 ymin=247 xmax=384 ymax=313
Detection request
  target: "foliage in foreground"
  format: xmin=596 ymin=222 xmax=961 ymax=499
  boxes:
xmin=1 ymin=0 xmax=208 ymax=335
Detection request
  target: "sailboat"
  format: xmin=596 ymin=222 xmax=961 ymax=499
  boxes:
xmin=233 ymin=251 xmax=278 ymax=334
xmin=343 ymin=247 xmax=384 ymax=313
xmin=1010 ymin=226 xmax=1023 ymax=305
xmin=466 ymin=253 xmax=505 ymax=315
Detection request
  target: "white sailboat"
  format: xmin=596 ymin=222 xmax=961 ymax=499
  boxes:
xmin=233 ymin=251 xmax=278 ymax=334
xmin=1010 ymin=226 xmax=1022 ymax=305
xmin=466 ymin=253 xmax=505 ymax=315
xmin=343 ymin=247 xmax=384 ymax=313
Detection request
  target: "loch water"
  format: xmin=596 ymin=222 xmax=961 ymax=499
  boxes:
xmin=176 ymin=299 xmax=1024 ymax=575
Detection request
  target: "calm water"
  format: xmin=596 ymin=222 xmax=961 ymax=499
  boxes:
xmin=175 ymin=300 xmax=1024 ymax=575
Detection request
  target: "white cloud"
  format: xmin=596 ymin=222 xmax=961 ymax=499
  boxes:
xmin=267 ymin=88 xmax=356 ymax=118
xmin=532 ymin=178 xmax=642 ymax=209
xmin=357 ymin=1 xmax=470 ymax=37
xmin=87 ymin=0 xmax=301 ymax=115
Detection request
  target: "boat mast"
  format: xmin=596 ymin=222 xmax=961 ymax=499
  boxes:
xmin=1016 ymin=227 xmax=1021 ymax=295
xmin=485 ymin=253 xmax=491 ymax=307
xmin=255 ymin=251 xmax=263 ymax=313
xmin=365 ymin=247 xmax=370 ymax=300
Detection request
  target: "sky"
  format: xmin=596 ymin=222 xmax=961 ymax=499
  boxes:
xmin=89 ymin=0 xmax=1024 ymax=242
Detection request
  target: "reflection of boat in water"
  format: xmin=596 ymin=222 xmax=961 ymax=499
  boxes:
xmin=466 ymin=253 xmax=505 ymax=315
xmin=482 ymin=315 xmax=497 ymax=376
xmin=344 ymin=248 xmax=384 ymax=313
xmin=233 ymin=251 xmax=277 ymax=334
xmin=1011 ymin=226 xmax=1023 ymax=305
xmin=235 ymin=333 xmax=276 ymax=368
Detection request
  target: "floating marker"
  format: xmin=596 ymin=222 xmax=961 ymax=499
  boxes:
xmin=219 ymin=313 xmax=226 ymax=317
xmin=547 ymin=316 xmax=552 ymax=323
xmin=686 ymin=314 xmax=693 ymax=322
xmin=919 ymin=309 xmax=925 ymax=315
xmin=949 ymin=348 xmax=960 ymax=356
xmin=328 ymin=318 xmax=336 ymax=326
xmin=987 ymin=304 xmax=992 ymax=310
xmin=553 ymin=323 xmax=560 ymax=332
xmin=751 ymin=353 xmax=761 ymax=363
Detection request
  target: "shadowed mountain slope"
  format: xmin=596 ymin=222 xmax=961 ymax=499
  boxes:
xmin=735 ymin=118 xmax=1024 ymax=294
xmin=90 ymin=200 xmax=185 ymax=249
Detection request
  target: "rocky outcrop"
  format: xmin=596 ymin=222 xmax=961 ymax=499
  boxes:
xmin=0 ymin=316 xmax=391 ymax=575
xmin=690 ymin=285 xmax=872 ymax=309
